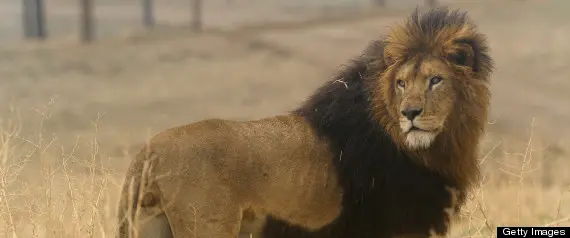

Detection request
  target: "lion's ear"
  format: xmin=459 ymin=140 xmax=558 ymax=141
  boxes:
xmin=362 ymin=40 xmax=392 ymax=67
xmin=382 ymin=43 xmax=398 ymax=67
xmin=383 ymin=52 xmax=396 ymax=67
xmin=445 ymin=39 xmax=476 ymax=70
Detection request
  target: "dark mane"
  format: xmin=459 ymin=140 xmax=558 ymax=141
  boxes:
xmin=261 ymin=7 xmax=492 ymax=238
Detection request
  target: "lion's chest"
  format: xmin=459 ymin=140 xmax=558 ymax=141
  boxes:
xmin=378 ymin=168 xmax=456 ymax=233
xmin=335 ymin=148 xmax=459 ymax=236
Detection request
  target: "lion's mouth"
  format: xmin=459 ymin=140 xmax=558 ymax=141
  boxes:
xmin=400 ymin=120 xmax=439 ymax=134
xmin=408 ymin=126 xmax=431 ymax=133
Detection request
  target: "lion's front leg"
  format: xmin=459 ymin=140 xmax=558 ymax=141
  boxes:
xmin=425 ymin=186 xmax=462 ymax=238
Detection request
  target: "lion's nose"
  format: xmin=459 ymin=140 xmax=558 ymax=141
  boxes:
xmin=401 ymin=108 xmax=423 ymax=121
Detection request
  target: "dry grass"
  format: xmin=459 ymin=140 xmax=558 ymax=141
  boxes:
xmin=450 ymin=120 xmax=570 ymax=237
xmin=0 ymin=108 xmax=119 ymax=237
xmin=0 ymin=107 xmax=568 ymax=238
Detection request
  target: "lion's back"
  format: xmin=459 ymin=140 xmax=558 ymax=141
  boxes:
xmin=134 ymin=115 xmax=333 ymax=188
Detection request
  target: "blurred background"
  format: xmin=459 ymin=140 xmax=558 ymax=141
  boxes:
xmin=0 ymin=0 xmax=569 ymax=237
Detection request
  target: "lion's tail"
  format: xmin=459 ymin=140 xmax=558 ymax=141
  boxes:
xmin=116 ymin=149 xmax=172 ymax=238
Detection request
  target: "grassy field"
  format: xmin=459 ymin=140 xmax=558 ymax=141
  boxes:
xmin=0 ymin=0 xmax=569 ymax=237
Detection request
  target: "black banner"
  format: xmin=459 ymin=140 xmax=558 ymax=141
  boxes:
xmin=497 ymin=227 xmax=569 ymax=237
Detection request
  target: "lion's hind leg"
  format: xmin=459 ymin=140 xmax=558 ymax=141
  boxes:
xmin=135 ymin=213 xmax=173 ymax=238
xmin=160 ymin=188 xmax=243 ymax=238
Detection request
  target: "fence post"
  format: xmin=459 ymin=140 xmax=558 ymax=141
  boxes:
xmin=191 ymin=0 xmax=203 ymax=32
xmin=22 ymin=0 xmax=47 ymax=40
xmin=371 ymin=0 xmax=386 ymax=7
xmin=80 ymin=0 xmax=94 ymax=43
xmin=142 ymin=0 xmax=155 ymax=29
xmin=35 ymin=0 xmax=47 ymax=39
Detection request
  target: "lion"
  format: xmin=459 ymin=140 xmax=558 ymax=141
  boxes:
xmin=116 ymin=7 xmax=493 ymax=238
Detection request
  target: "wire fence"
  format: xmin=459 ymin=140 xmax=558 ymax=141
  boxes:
xmin=11 ymin=0 xmax=438 ymax=44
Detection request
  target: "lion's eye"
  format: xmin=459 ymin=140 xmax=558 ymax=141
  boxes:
xmin=397 ymin=80 xmax=405 ymax=88
xmin=429 ymin=76 xmax=442 ymax=86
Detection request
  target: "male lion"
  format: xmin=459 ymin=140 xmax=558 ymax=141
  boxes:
xmin=117 ymin=8 xmax=493 ymax=238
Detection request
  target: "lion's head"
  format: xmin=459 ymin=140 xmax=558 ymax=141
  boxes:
xmin=371 ymin=8 xmax=493 ymax=152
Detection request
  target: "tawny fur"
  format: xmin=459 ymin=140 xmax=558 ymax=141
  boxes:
xmin=116 ymin=7 xmax=493 ymax=238
xmin=117 ymin=117 xmax=343 ymax=238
